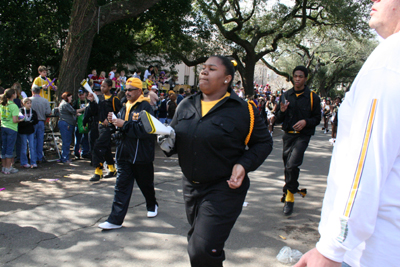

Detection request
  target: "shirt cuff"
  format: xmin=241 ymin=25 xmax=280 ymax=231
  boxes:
xmin=316 ymin=237 xmax=348 ymax=263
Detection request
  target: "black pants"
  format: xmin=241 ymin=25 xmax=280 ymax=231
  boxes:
xmin=92 ymin=125 xmax=114 ymax=168
xmin=282 ymin=133 xmax=311 ymax=194
xmin=88 ymin=124 xmax=99 ymax=158
xmin=183 ymin=177 xmax=249 ymax=267
xmin=107 ymin=161 xmax=157 ymax=225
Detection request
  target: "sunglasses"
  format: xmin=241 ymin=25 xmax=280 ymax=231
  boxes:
xmin=126 ymin=88 xmax=140 ymax=92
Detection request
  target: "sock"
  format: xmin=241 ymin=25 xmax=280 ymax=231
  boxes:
xmin=108 ymin=164 xmax=116 ymax=172
xmin=285 ymin=190 xmax=294 ymax=202
xmin=95 ymin=165 xmax=103 ymax=176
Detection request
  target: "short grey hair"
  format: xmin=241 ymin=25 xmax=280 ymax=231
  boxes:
xmin=32 ymin=85 xmax=41 ymax=94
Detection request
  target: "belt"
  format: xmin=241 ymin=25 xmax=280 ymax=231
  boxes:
xmin=286 ymin=131 xmax=300 ymax=134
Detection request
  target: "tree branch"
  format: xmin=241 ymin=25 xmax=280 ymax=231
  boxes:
xmin=99 ymin=0 xmax=162 ymax=28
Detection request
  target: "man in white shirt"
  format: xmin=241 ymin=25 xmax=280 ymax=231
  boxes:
xmin=108 ymin=66 xmax=117 ymax=80
xmin=295 ymin=1 xmax=400 ymax=266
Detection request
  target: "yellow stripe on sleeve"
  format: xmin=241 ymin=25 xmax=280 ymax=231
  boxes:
xmin=343 ymin=99 xmax=378 ymax=218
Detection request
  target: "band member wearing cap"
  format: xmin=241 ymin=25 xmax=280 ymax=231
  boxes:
xmin=275 ymin=66 xmax=321 ymax=216
xmin=159 ymin=55 xmax=272 ymax=266
xmin=98 ymin=77 xmax=158 ymax=230
xmin=87 ymin=78 xmax=122 ymax=181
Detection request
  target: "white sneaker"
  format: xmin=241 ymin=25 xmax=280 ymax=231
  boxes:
xmin=98 ymin=221 xmax=122 ymax=230
xmin=9 ymin=167 xmax=18 ymax=173
xmin=147 ymin=205 xmax=158 ymax=218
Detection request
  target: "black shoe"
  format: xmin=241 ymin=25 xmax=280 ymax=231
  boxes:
xmin=103 ymin=170 xmax=117 ymax=178
xmin=283 ymin=202 xmax=294 ymax=216
xmin=75 ymin=155 xmax=81 ymax=160
xmin=81 ymin=154 xmax=90 ymax=159
xmin=90 ymin=174 xmax=102 ymax=181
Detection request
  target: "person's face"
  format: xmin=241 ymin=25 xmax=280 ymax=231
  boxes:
xmin=24 ymin=101 xmax=32 ymax=109
xmin=101 ymin=81 xmax=111 ymax=94
xmin=79 ymin=93 xmax=86 ymax=100
xmin=121 ymin=71 xmax=125 ymax=76
xmin=100 ymin=71 xmax=106 ymax=77
xmin=67 ymin=95 xmax=73 ymax=103
xmin=293 ymin=70 xmax=307 ymax=90
xmin=199 ymin=57 xmax=231 ymax=95
xmin=125 ymin=85 xmax=142 ymax=102
xmin=335 ymin=98 xmax=341 ymax=106
xmin=92 ymin=70 xmax=97 ymax=76
xmin=370 ymin=0 xmax=400 ymax=38
xmin=39 ymin=70 xmax=47 ymax=77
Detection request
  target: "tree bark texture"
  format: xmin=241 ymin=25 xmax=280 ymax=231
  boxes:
xmin=57 ymin=0 xmax=162 ymax=100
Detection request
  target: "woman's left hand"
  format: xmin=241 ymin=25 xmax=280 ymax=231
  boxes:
xmin=227 ymin=164 xmax=246 ymax=189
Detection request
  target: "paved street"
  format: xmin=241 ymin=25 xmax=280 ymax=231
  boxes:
xmin=0 ymin=129 xmax=333 ymax=267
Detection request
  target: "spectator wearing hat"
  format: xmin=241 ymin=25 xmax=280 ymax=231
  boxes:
xmin=275 ymin=66 xmax=321 ymax=216
xmin=73 ymin=88 xmax=90 ymax=160
xmin=149 ymin=85 xmax=159 ymax=116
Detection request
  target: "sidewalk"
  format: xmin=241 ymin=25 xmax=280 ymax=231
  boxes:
xmin=0 ymin=129 xmax=333 ymax=267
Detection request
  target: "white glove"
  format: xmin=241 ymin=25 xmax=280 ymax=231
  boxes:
xmin=157 ymin=132 xmax=175 ymax=153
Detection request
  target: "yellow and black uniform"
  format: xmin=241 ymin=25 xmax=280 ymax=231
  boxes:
xmin=275 ymin=85 xmax=321 ymax=205
xmin=106 ymin=95 xmax=158 ymax=225
xmin=88 ymin=94 xmax=122 ymax=179
xmin=168 ymin=88 xmax=272 ymax=267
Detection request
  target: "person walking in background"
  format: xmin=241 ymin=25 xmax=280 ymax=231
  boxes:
xmin=30 ymin=85 xmax=51 ymax=163
xmin=275 ymin=66 xmax=321 ymax=216
xmin=0 ymin=88 xmax=21 ymax=174
xmin=295 ymin=1 xmax=400 ymax=266
xmin=18 ymin=98 xmax=38 ymax=168
xmin=87 ymin=78 xmax=122 ymax=181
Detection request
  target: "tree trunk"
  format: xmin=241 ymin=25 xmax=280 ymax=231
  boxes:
xmin=240 ymin=57 xmax=256 ymax=97
xmin=57 ymin=0 xmax=162 ymax=101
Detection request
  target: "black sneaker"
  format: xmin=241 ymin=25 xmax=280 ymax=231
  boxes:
xmin=90 ymin=174 xmax=102 ymax=181
xmin=104 ymin=170 xmax=117 ymax=178
xmin=283 ymin=202 xmax=294 ymax=216
xmin=81 ymin=154 xmax=91 ymax=159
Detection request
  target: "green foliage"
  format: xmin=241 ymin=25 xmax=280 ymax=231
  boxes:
xmin=265 ymin=26 xmax=378 ymax=96
xmin=88 ymin=0 xmax=193 ymax=74
xmin=0 ymin=0 xmax=72 ymax=92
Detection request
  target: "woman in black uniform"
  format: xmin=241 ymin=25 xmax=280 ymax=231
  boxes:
xmin=160 ymin=55 xmax=273 ymax=266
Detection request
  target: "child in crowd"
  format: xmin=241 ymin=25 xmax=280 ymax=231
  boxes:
xmin=146 ymin=74 xmax=155 ymax=89
xmin=114 ymin=73 xmax=121 ymax=93
xmin=119 ymin=70 xmax=127 ymax=90
xmin=31 ymin=66 xmax=57 ymax=101
xmin=99 ymin=71 xmax=106 ymax=86
xmin=18 ymin=98 xmax=38 ymax=168
xmin=0 ymin=89 xmax=21 ymax=174
xmin=109 ymin=66 xmax=117 ymax=80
